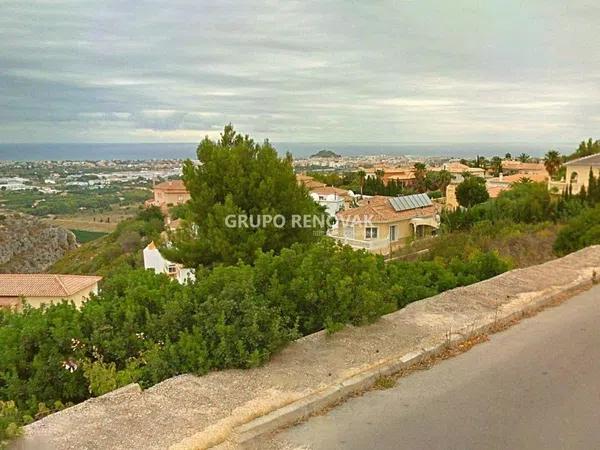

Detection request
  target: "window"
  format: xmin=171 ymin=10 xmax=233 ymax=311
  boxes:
xmin=365 ymin=227 xmax=378 ymax=239
xmin=389 ymin=225 xmax=397 ymax=241
xmin=570 ymin=172 xmax=579 ymax=184
xmin=167 ymin=264 xmax=177 ymax=274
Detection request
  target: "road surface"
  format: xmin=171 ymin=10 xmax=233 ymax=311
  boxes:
xmin=267 ymin=285 xmax=600 ymax=450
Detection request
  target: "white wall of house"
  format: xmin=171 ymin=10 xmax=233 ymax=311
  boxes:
xmin=310 ymin=192 xmax=345 ymax=220
xmin=143 ymin=244 xmax=195 ymax=284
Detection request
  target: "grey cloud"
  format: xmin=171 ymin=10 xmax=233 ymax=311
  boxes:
xmin=0 ymin=0 xmax=599 ymax=144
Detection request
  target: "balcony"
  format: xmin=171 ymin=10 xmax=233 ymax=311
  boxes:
xmin=548 ymin=180 xmax=568 ymax=194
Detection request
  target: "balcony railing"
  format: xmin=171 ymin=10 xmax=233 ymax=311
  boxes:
xmin=328 ymin=234 xmax=391 ymax=250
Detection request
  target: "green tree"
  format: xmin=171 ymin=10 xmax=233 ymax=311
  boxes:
xmin=572 ymin=138 xmax=600 ymax=159
xmin=517 ymin=153 xmax=531 ymax=163
xmin=164 ymin=125 xmax=324 ymax=267
xmin=425 ymin=170 xmax=452 ymax=192
xmin=544 ymin=150 xmax=562 ymax=179
xmin=490 ymin=156 xmax=503 ymax=177
xmin=356 ymin=170 xmax=366 ymax=195
xmin=456 ymin=176 xmax=489 ymax=208
xmin=413 ymin=163 xmax=427 ymax=193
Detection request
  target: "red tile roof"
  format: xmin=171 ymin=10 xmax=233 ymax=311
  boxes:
xmin=296 ymin=174 xmax=327 ymax=190
xmin=0 ymin=274 xmax=102 ymax=298
xmin=154 ymin=180 xmax=188 ymax=192
xmin=337 ymin=196 xmax=437 ymax=223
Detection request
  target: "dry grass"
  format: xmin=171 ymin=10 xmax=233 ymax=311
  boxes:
xmin=372 ymin=376 xmax=396 ymax=390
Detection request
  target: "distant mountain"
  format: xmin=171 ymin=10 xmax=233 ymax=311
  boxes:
xmin=0 ymin=213 xmax=77 ymax=273
xmin=310 ymin=149 xmax=341 ymax=158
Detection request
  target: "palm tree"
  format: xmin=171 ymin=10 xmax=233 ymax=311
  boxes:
xmin=517 ymin=153 xmax=531 ymax=163
xmin=357 ymin=170 xmax=366 ymax=195
xmin=544 ymin=150 xmax=562 ymax=179
xmin=490 ymin=156 xmax=503 ymax=177
xmin=437 ymin=169 xmax=453 ymax=192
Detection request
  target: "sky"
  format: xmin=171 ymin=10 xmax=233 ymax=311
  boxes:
xmin=1 ymin=0 xmax=599 ymax=144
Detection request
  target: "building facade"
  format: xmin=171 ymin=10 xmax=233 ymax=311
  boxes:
xmin=143 ymin=242 xmax=195 ymax=284
xmin=328 ymin=194 xmax=440 ymax=255
xmin=0 ymin=274 xmax=101 ymax=309
xmin=549 ymin=154 xmax=600 ymax=194
xmin=146 ymin=179 xmax=191 ymax=209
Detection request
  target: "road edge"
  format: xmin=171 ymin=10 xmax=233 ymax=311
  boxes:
xmin=231 ymin=277 xmax=596 ymax=447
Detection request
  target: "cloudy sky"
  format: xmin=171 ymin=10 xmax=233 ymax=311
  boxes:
xmin=1 ymin=0 xmax=599 ymax=144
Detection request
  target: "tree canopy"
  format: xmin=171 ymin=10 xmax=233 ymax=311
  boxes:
xmin=163 ymin=125 xmax=324 ymax=267
xmin=456 ymin=176 xmax=489 ymax=208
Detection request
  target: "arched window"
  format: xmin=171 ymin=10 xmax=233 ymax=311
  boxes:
xmin=570 ymin=172 xmax=579 ymax=184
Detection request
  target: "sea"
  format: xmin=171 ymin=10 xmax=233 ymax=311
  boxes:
xmin=0 ymin=142 xmax=576 ymax=162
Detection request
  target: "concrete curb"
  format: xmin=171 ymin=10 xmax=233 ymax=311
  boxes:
xmin=232 ymin=276 xmax=595 ymax=447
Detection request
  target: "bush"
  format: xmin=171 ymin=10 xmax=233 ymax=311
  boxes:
xmin=1 ymin=401 xmax=23 ymax=448
xmin=554 ymin=204 xmax=600 ymax=255
xmin=0 ymin=240 xmax=510 ymax=440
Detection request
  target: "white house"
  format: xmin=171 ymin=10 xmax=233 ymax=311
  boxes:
xmin=308 ymin=186 xmax=355 ymax=224
xmin=143 ymin=242 xmax=195 ymax=284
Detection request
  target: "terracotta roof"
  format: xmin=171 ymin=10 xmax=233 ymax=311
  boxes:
xmin=498 ymin=172 xmax=549 ymax=184
xmin=154 ymin=180 xmax=188 ymax=192
xmin=430 ymin=163 xmax=483 ymax=174
xmin=296 ymin=174 xmax=327 ymax=190
xmin=565 ymin=153 xmax=600 ymax=166
xmin=0 ymin=274 xmax=102 ymax=298
xmin=487 ymin=186 xmax=510 ymax=198
xmin=337 ymin=195 xmax=437 ymax=223
xmin=501 ymin=161 xmax=547 ymax=172
xmin=310 ymin=186 xmax=352 ymax=197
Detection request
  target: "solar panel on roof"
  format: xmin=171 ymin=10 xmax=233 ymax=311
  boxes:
xmin=388 ymin=193 xmax=432 ymax=212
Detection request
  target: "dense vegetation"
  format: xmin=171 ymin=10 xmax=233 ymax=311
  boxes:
xmin=554 ymin=205 xmax=600 ymax=255
xmin=455 ymin=175 xmax=489 ymax=208
xmin=0 ymin=239 xmax=508 ymax=436
xmin=164 ymin=125 xmax=324 ymax=267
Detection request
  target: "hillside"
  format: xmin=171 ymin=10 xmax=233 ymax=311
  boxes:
xmin=48 ymin=207 xmax=165 ymax=276
xmin=310 ymin=149 xmax=341 ymax=158
xmin=0 ymin=213 xmax=77 ymax=273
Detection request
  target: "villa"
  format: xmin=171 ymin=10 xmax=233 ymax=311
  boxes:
xmin=429 ymin=162 xmax=485 ymax=183
xmin=309 ymin=186 xmax=355 ymax=219
xmin=329 ymin=193 xmax=440 ymax=255
xmin=0 ymin=274 xmax=102 ymax=309
xmin=363 ymin=166 xmax=416 ymax=188
xmin=143 ymin=242 xmax=195 ymax=284
xmin=145 ymin=179 xmax=191 ymax=210
xmin=549 ymin=154 xmax=600 ymax=194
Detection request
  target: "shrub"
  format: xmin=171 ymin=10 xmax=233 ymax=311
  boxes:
xmin=554 ymin=205 xmax=600 ymax=255
xmin=0 ymin=240 xmax=510 ymax=440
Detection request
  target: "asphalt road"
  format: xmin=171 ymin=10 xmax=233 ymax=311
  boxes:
xmin=271 ymin=285 xmax=600 ymax=450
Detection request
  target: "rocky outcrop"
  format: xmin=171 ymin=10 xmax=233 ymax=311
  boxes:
xmin=0 ymin=213 xmax=77 ymax=273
